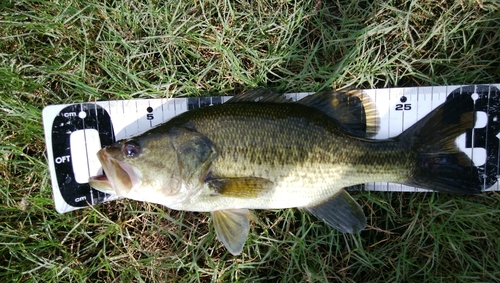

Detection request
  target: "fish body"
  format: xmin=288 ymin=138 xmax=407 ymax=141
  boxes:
xmin=89 ymin=89 xmax=482 ymax=255
xmin=143 ymin=102 xmax=405 ymax=211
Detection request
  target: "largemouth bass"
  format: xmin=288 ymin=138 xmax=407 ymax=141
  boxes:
xmin=89 ymin=89 xmax=482 ymax=255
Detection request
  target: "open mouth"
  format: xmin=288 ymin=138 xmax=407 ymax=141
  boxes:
xmin=88 ymin=149 xmax=142 ymax=196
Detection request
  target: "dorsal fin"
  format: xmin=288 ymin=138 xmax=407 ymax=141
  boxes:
xmin=298 ymin=89 xmax=379 ymax=137
xmin=226 ymin=89 xmax=292 ymax=103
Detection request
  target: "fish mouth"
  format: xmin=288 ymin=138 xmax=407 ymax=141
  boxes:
xmin=88 ymin=148 xmax=142 ymax=196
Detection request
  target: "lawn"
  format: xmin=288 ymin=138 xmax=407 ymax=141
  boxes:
xmin=1 ymin=0 xmax=500 ymax=282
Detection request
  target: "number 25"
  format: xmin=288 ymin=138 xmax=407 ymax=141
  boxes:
xmin=395 ymin=104 xmax=411 ymax=111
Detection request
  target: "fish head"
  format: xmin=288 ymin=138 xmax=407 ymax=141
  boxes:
xmin=88 ymin=134 xmax=188 ymax=206
xmin=88 ymin=128 xmax=217 ymax=208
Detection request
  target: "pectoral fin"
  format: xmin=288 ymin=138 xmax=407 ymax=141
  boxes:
xmin=305 ymin=189 xmax=366 ymax=233
xmin=207 ymin=177 xmax=273 ymax=198
xmin=212 ymin=209 xmax=254 ymax=255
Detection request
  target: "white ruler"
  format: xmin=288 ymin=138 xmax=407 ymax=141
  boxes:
xmin=43 ymin=84 xmax=500 ymax=213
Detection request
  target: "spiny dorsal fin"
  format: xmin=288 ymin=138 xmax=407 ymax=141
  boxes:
xmin=226 ymin=89 xmax=292 ymax=103
xmin=212 ymin=209 xmax=254 ymax=255
xmin=304 ymin=189 xmax=366 ymax=233
xmin=298 ymin=89 xmax=380 ymax=137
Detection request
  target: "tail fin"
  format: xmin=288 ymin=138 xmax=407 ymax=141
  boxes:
xmin=399 ymin=95 xmax=482 ymax=194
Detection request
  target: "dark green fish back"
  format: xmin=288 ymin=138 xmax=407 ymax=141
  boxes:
xmin=173 ymin=101 xmax=408 ymax=184
xmin=145 ymin=90 xmax=481 ymax=194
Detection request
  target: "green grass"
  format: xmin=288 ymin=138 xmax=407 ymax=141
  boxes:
xmin=1 ymin=0 xmax=500 ymax=282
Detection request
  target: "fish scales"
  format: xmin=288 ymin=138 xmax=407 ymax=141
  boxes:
xmin=163 ymin=102 xmax=411 ymax=210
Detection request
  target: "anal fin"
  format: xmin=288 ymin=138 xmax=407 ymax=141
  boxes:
xmin=304 ymin=189 xmax=366 ymax=233
xmin=211 ymin=209 xmax=254 ymax=255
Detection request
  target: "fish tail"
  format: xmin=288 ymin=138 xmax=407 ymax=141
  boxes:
xmin=400 ymin=95 xmax=482 ymax=194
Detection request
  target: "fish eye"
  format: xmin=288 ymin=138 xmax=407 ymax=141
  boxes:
xmin=123 ymin=140 xmax=141 ymax=157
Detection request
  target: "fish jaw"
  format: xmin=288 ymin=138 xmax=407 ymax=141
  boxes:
xmin=88 ymin=174 xmax=114 ymax=194
xmin=88 ymin=148 xmax=143 ymax=196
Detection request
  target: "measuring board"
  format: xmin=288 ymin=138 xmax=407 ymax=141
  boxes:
xmin=43 ymin=84 xmax=500 ymax=213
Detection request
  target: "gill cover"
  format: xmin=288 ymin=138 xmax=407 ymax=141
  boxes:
xmin=168 ymin=127 xmax=218 ymax=186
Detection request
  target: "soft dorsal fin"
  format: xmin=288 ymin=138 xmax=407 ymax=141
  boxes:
xmin=226 ymin=89 xmax=292 ymax=103
xmin=304 ymin=188 xmax=366 ymax=234
xmin=298 ymin=89 xmax=379 ymax=137
xmin=228 ymin=88 xmax=379 ymax=137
